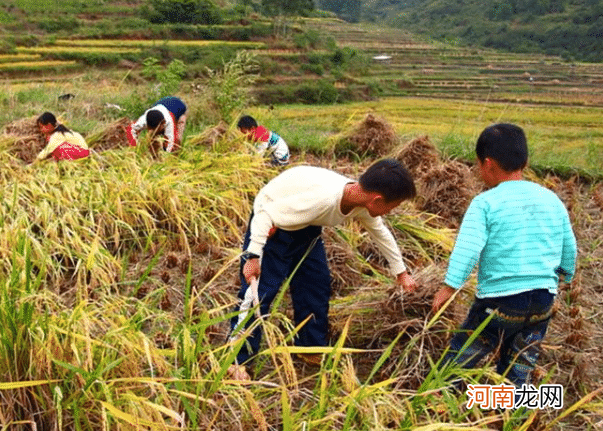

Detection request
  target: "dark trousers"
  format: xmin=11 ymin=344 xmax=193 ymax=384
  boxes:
xmin=230 ymin=222 xmax=331 ymax=364
xmin=443 ymin=289 xmax=554 ymax=387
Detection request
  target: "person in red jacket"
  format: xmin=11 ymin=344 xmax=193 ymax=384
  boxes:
xmin=35 ymin=112 xmax=89 ymax=162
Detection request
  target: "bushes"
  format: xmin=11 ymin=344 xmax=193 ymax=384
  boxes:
xmin=145 ymin=0 xmax=223 ymax=25
xmin=254 ymin=80 xmax=338 ymax=105
xmin=37 ymin=16 xmax=80 ymax=33
xmin=255 ymin=80 xmax=379 ymax=105
xmin=203 ymin=50 xmax=259 ymax=123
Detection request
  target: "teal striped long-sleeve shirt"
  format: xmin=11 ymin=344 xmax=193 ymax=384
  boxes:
xmin=444 ymin=180 xmax=577 ymax=298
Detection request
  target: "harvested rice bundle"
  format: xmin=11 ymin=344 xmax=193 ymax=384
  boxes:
xmin=189 ymin=122 xmax=230 ymax=148
xmin=416 ymin=160 xmax=478 ymax=228
xmin=2 ymin=116 xmax=46 ymax=163
xmin=392 ymin=135 xmax=440 ymax=178
xmin=330 ymin=265 xmax=463 ymax=347
xmin=87 ymin=117 xmax=131 ymax=152
xmin=344 ymin=113 xmax=398 ymax=157
xmin=329 ymin=264 xmax=466 ymax=386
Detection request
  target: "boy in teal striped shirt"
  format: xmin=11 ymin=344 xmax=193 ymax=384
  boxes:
xmin=432 ymin=123 xmax=577 ymax=387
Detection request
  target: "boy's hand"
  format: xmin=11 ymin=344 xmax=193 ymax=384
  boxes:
xmin=243 ymin=258 xmax=261 ymax=284
xmin=397 ymin=271 xmax=417 ymax=293
xmin=432 ymin=286 xmax=456 ymax=313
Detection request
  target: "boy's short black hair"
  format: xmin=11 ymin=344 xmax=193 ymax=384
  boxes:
xmin=146 ymin=109 xmax=165 ymax=130
xmin=476 ymin=123 xmax=528 ymax=171
xmin=359 ymin=159 xmax=416 ymax=202
xmin=237 ymin=115 xmax=258 ymax=129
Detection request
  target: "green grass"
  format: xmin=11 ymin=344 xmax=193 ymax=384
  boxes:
xmin=53 ymin=39 xmax=266 ymax=49
xmin=16 ymin=46 xmax=143 ymax=55
xmin=0 ymin=60 xmax=79 ymax=71
xmin=259 ymin=97 xmax=603 ymax=177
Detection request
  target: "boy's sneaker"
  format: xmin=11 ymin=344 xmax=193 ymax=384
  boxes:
xmin=226 ymin=364 xmax=251 ymax=381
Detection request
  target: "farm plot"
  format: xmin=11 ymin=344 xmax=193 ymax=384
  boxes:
xmin=0 ymin=53 xmax=79 ymax=76
xmin=0 ymin=112 xmax=601 ymax=430
xmin=301 ymin=18 xmax=603 ymax=107
xmin=52 ymin=39 xmax=266 ymax=50
xmin=3 ymin=38 xmax=267 ymax=78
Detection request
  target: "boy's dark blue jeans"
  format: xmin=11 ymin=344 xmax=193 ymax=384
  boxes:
xmin=442 ymin=288 xmax=555 ymax=387
xmin=229 ymin=220 xmax=331 ymax=365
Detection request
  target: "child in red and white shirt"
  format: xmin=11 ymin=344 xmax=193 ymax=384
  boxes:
xmin=237 ymin=115 xmax=289 ymax=166
xmin=126 ymin=96 xmax=187 ymax=153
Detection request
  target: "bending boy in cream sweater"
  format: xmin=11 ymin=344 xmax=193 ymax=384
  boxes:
xmin=228 ymin=159 xmax=418 ymax=379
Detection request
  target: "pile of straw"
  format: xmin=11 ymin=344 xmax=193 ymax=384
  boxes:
xmin=329 ymin=264 xmax=466 ymax=387
xmin=418 ymin=161 xmax=478 ymax=226
xmin=190 ymin=121 xmax=230 ymax=148
xmin=87 ymin=117 xmax=131 ymax=152
xmin=344 ymin=113 xmax=398 ymax=157
xmin=2 ymin=116 xmax=46 ymax=163
xmin=393 ymin=135 xmax=439 ymax=177
xmin=393 ymin=135 xmax=480 ymax=228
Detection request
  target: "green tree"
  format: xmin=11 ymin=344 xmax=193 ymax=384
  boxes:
xmin=318 ymin=0 xmax=361 ymax=22
xmin=261 ymin=0 xmax=314 ymax=16
xmin=147 ymin=0 xmax=222 ymax=24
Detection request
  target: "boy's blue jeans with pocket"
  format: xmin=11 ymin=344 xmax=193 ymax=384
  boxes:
xmin=443 ymin=288 xmax=555 ymax=387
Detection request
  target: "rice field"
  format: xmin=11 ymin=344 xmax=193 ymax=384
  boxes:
xmin=0 ymin=103 xmax=601 ymax=430
xmin=53 ymin=39 xmax=266 ymax=49
xmin=0 ymin=112 xmax=599 ymax=430
xmin=0 ymin=60 xmax=79 ymax=71
xmin=0 ymin=15 xmax=602 ymax=431
xmin=16 ymin=46 xmax=143 ymax=55
xmin=252 ymin=96 xmax=603 ymax=177
xmin=0 ymin=54 xmax=42 ymax=63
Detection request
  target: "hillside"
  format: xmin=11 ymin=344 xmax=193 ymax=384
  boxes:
xmin=0 ymin=2 xmax=602 ymax=430
xmin=332 ymin=0 xmax=603 ymax=62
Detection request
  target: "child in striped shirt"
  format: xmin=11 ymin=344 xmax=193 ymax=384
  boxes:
xmin=432 ymin=123 xmax=577 ymax=388
xmin=237 ymin=115 xmax=289 ymax=166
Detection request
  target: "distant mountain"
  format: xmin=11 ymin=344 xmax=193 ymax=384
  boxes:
xmin=318 ymin=0 xmax=603 ymax=62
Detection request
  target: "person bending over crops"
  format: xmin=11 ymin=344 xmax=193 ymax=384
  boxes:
xmin=228 ymin=159 xmax=417 ymax=380
xmin=35 ymin=112 xmax=89 ymax=162
xmin=237 ymin=115 xmax=289 ymax=166
xmin=432 ymin=123 xmax=577 ymax=388
xmin=126 ymin=96 xmax=187 ymax=153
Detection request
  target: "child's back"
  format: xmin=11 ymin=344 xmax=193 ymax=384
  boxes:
xmin=445 ymin=179 xmax=575 ymax=299
xmin=432 ymin=123 xmax=577 ymax=389
xmin=237 ymin=115 xmax=289 ymax=166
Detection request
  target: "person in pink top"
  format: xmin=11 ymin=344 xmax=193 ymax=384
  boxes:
xmin=35 ymin=112 xmax=89 ymax=162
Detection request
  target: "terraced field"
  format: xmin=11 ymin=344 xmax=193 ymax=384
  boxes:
xmin=1 ymin=13 xmax=602 ymax=431
xmin=3 ymin=15 xmax=603 ymax=108
xmin=300 ymin=19 xmax=603 ymax=107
